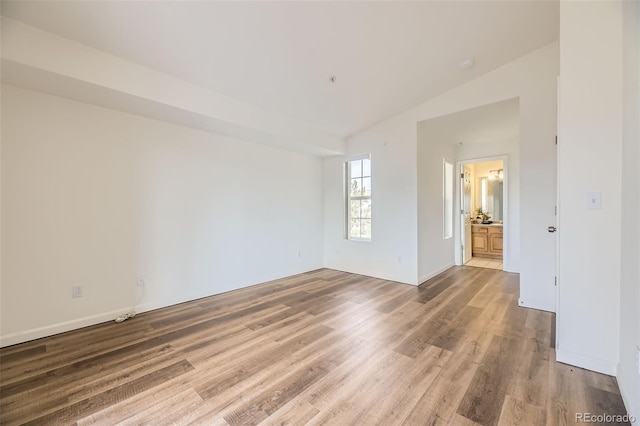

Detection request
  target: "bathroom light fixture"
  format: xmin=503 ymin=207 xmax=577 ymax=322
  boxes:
xmin=488 ymin=169 xmax=504 ymax=181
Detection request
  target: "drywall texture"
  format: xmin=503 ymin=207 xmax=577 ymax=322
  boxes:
xmin=557 ymin=1 xmax=623 ymax=375
xmin=618 ymin=0 xmax=640 ymax=418
xmin=324 ymin=42 xmax=557 ymax=297
xmin=1 ymin=85 xmax=324 ymax=346
xmin=417 ymin=121 xmax=457 ymax=283
xmin=322 ymin=136 xmax=419 ymax=285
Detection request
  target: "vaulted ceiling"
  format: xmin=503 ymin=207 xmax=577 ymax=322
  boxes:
xmin=1 ymin=1 xmax=558 ymax=154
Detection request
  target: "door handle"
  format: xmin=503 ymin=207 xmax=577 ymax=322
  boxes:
xmin=548 ymin=226 xmax=557 ymax=233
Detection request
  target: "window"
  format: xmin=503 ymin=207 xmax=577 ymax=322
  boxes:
xmin=443 ymin=160 xmax=453 ymax=239
xmin=346 ymin=156 xmax=372 ymax=240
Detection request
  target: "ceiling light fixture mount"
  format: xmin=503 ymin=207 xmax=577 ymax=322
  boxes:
xmin=459 ymin=58 xmax=475 ymax=71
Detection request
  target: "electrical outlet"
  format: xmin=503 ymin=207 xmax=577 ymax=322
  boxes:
xmin=72 ymin=286 xmax=83 ymax=298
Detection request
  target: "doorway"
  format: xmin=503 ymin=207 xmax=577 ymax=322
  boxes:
xmin=458 ymin=157 xmax=507 ymax=271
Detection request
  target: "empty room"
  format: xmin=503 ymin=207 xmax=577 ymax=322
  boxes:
xmin=1 ymin=1 xmax=638 ymax=425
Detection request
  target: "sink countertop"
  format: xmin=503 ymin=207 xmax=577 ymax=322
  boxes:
xmin=472 ymin=223 xmax=503 ymax=227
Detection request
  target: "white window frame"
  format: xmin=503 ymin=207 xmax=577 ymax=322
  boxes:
xmin=345 ymin=154 xmax=372 ymax=241
xmin=443 ymin=159 xmax=454 ymax=239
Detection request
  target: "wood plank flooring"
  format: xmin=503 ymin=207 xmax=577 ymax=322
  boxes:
xmin=0 ymin=267 xmax=629 ymax=425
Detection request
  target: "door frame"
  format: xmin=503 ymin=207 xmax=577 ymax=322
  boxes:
xmin=461 ymin=164 xmax=473 ymax=264
xmin=454 ymin=155 xmax=509 ymax=271
xmin=555 ymin=76 xmax=561 ymax=348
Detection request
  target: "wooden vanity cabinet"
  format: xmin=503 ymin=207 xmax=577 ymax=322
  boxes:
xmin=472 ymin=225 xmax=503 ymax=259
xmin=472 ymin=226 xmax=489 ymax=256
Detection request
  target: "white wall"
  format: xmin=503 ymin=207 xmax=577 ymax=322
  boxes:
xmin=618 ymin=0 xmax=640 ymax=418
xmin=323 ymin=128 xmax=418 ymax=284
xmin=324 ymin=43 xmax=557 ymax=292
xmin=557 ymin=2 xmax=623 ymax=376
xmin=0 ymin=85 xmax=324 ymax=346
xmin=417 ymin=122 xmax=456 ymax=283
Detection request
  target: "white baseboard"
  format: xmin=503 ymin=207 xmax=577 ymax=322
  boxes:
xmin=419 ymin=262 xmax=455 ymax=285
xmin=556 ymin=349 xmax=618 ymax=376
xmin=0 ymin=266 xmax=324 ymax=348
xmin=323 ymin=265 xmax=418 ymax=286
xmin=518 ymin=298 xmax=556 ymax=313
xmin=617 ymin=365 xmax=639 ymax=420
xmin=0 ymin=298 xmax=173 ymax=348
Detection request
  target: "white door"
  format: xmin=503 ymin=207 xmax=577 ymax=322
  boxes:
xmin=519 ymin=123 xmax=558 ymax=312
xmin=462 ymin=165 xmax=473 ymax=263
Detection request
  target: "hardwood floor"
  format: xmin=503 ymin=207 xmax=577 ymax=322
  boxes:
xmin=0 ymin=267 xmax=629 ymax=425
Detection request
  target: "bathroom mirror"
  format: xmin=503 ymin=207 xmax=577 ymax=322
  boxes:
xmin=476 ymin=177 xmax=503 ymax=221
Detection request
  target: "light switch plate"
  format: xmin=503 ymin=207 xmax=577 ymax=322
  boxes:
xmin=586 ymin=192 xmax=602 ymax=209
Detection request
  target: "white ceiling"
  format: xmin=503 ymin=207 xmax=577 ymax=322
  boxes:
xmin=0 ymin=1 xmax=557 ymax=139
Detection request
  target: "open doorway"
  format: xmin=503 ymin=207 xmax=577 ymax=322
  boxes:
xmin=460 ymin=158 xmax=507 ymax=270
